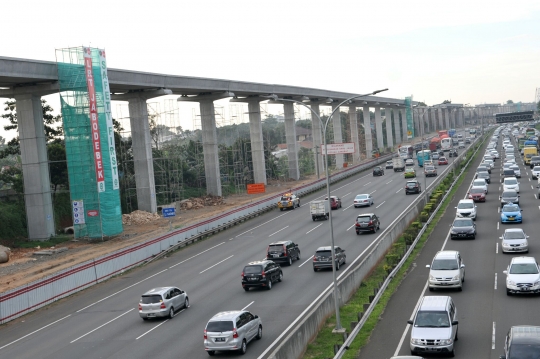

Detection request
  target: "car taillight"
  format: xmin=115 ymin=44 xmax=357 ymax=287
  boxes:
xmin=233 ymin=329 xmax=239 ymax=338
xmin=368 ymin=220 xmax=373 ymax=225
xmin=261 ymin=271 xmax=266 ymax=278
xmin=204 ymin=329 xmax=208 ymax=339
xmin=313 ymin=256 xmax=317 ymax=262
xmin=138 ymin=304 xmax=142 ymax=311
xmin=241 ymin=272 xmax=244 ymax=278
xmin=283 ymin=245 xmax=287 ymax=256
xmin=355 ymin=222 xmax=360 ymax=227
xmin=160 ymin=301 xmax=166 ymax=309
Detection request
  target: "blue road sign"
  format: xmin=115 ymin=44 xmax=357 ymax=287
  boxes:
xmin=162 ymin=207 xmax=176 ymax=218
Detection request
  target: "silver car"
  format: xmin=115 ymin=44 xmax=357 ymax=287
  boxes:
xmin=427 ymin=250 xmax=465 ymax=291
xmin=510 ymin=165 xmax=521 ymax=178
xmin=138 ymin=286 xmax=189 ymax=320
xmin=204 ymin=310 xmax=262 ymax=355
xmin=500 ymin=228 xmax=529 ymax=254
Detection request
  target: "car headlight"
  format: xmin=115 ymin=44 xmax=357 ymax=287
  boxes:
xmin=507 ymin=279 xmax=516 ymax=286
xmin=534 ymin=280 xmax=540 ymax=286
xmin=429 ymin=275 xmax=436 ymax=281
xmin=452 ymin=274 xmax=460 ymax=281
xmin=411 ymin=338 xmax=422 ymax=345
xmin=440 ymin=339 xmax=453 ymax=345
xmin=502 ymin=242 xmax=510 ymax=247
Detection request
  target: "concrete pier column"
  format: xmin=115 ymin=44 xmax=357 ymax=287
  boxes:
xmin=348 ymin=105 xmax=361 ymax=163
xmin=444 ymin=109 xmax=450 ymax=129
xmin=16 ymin=94 xmax=55 ymax=240
xmin=438 ymin=108 xmax=444 ymax=130
xmin=401 ymin=108 xmax=408 ymax=141
xmin=363 ymin=105 xmax=373 ymax=158
xmin=310 ymin=103 xmax=324 ymax=173
xmin=331 ymin=103 xmax=344 ymax=169
xmin=199 ymin=100 xmax=222 ymax=195
xmin=384 ymin=108 xmax=393 ymax=149
xmin=247 ymin=100 xmax=266 ymax=184
xmin=392 ymin=107 xmax=401 ymax=144
xmin=374 ymin=106 xmax=384 ymax=150
xmin=127 ymin=97 xmax=157 ymax=213
xmin=283 ymin=102 xmax=299 ymax=180
xmin=425 ymin=109 xmax=431 ymax=134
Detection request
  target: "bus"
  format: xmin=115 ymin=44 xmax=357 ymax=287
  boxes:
xmin=441 ymin=137 xmax=452 ymax=151
xmin=398 ymin=144 xmax=414 ymax=159
xmin=526 ymin=128 xmax=536 ymax=137
xmin=416 ymin=150 xmax=431 ymax=167
xmin=469 ymin=128 xmax=477 ymax=138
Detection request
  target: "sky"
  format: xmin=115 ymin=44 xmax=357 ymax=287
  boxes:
xmin=1 ymin=0 xmax=540 ymax=139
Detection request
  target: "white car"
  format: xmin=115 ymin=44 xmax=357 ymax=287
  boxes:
xmin=532 ymin=166 xmax=540 ymax=180
xmin=472 ymin=179 xmax=488 ymax=193
xmin=483 ymin=160 xmax=494 ymax=169
xmin=500 ymin=228 xmax=529 ymax=254
xmin=503 ymin=177 xmax=520 ymax=193
xmin=503 ymin=162 xmax=513 ymax=170
xmin=503 ymin=256 xmax=540 ymax=295
xmin=510 ymin=165 xmax=521 ymax=178
xmin=455 ymin=199 xmax=477 ymax=220
xmin=427 ymin=250 xmax=465 ymax=291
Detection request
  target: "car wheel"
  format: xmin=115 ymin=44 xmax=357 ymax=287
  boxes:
xmin=411 ymin=350 xmax=417 ymax=356
xmin=336 ymin=261 xmax=340 ymax=271
xmin=142 ymin=317 xmax=148 ymax=321
xmin=313 ymin=267 xmax=318 ymax=272
xmin=207 ymin=351 xmax=215 ymax=356
xmin=287 ymin=256 xmax=292 ymax=266
xmin=243 ymin=287 xmax=250 ymax=291
xmin=184 ymin=297 xmax=189 ymax=309
xmin=239 ymin=339 xmax=247 ymax=355
xmin=458 ymin=285 xmax=462 ymax=292
xmin=256 ymin=325 xmax=263 ymax=340
xmin=280 ymin=208 xmax=283 ymax=211
xmin=429 ymin=287 xmax=434 ymax=292
xmin=373 ymin=226 xmax=377 ymax=233
xmin=296 ymin=251 xmax=300 ymax=260
xmin=278 ymin=271 xmax=283 ymax=282
xmin=325 ymin=215 xmax=329 ymax=220
xmin=356 ymin=231 xmax=360 ymax=235
xmin=455 ymin=328 xmax=459 ymax=341
xmin=449 ymin=348 xmax=455 ymax=357
xmin=506 ymin=288 xmax=511 ymax=296
xmin=267 ymin=279 xmax=272 ymax=290
xmin=169 ymin=307 xmax=175 ymax=319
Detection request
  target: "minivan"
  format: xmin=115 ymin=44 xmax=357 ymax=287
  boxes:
xmin=427 ymin=251 xmax=465 ymax=291
xmin=408 ymin=296 xmax=458 ymax=357
xmin=204 ymin=310 xmax=262 ymax=355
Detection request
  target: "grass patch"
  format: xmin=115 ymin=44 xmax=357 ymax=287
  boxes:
xmin=3 ymin=234 xmax=73 ymax=249
xmin=302 ymin=134 xmax=487 ymax=359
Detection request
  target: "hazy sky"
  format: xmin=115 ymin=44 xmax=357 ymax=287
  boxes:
xmin=1 ymin=0 xmax=540 ymax=138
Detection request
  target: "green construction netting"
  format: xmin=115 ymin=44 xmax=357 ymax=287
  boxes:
xmin=404 ymin=96 xmax=414 ymax=139
xmin=56 ymin=47 xmax=122 ymax=238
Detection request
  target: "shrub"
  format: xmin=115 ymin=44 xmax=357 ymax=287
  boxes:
xmin=419 ymin=211 xmax=429 ymax=222
xmin=424 ymin=204 xmax=433 ymax=212
xmin=411 ymin=222 xmax=422 ymax=229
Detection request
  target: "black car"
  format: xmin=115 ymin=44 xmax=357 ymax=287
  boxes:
xmin=438 ymin=150 xmax=445 ymax=157
xmin=502 ymin=169 xmax=516 ymax=178
xmin=450 ymin=218 xmax=476 ymax=239
xmin=530 ymin=156 xmax=540 ymax=169
xmin=313 ymin=246 xmax=346 ymax=272
xmin=405 ymin=180 xmax=422 ymax=194
xmin=500 ymin=325 xmax=540 ymax=359
xmin=500 ymin=190 xmax=519 ymax=207
xmin=373 ymin=166 xmax=384 ymax=176
xmin=355 ymin=213 xmax=381 ymax=234
xmin=448 ymin=149 xmax=458 ymax=157
xmin=266 ymin=241 xmax=300 ymax=266
xmin=241 ymin=260 xmax=282 ymax=291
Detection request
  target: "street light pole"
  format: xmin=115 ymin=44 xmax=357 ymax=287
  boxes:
xmin=265 ymin=88 xmax=388 ymax=332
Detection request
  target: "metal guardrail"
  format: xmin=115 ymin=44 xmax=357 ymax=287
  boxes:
xmin=333 ymin=134 xmax=488 ymax=359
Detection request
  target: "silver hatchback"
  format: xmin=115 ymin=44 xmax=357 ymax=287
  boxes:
xmin=204 ymin=310 xmax=262 ymax=356
xmin=138 ymin=286 xmax=189 ymax=320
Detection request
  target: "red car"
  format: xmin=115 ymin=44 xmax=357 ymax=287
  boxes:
xmin=438 ymin=157 xmax=448 ymax=165
xmin=468 ymin=188 xmax=486 ymax=202
xmin=325 ymin=196 xmax=342 ymax=210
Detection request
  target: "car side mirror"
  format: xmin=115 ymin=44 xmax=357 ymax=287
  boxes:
xmin=407 ymin=320 xmax=413 ymax=325
xmin=503 ymin=270 xmax=508 ymax=275
xmin=452 ymin=320 xmax=459 ymax=325
xmin=254 ymin=315 xmax=259 ymax=319
xmin=499 ymin=237 xmax=503 ymax=239
xmin=426 ymin=265 xmax=431 ymax=268
xmin=500 ymin=355 xmax=506 ymax=359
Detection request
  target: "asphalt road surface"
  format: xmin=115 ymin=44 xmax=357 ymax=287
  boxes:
xmin=357 ymin=129 xmax=540 ymax=359
xmin=0 ymin=131 xmax=471 ymax=359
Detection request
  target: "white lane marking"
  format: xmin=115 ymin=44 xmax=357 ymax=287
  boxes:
xmin=342 ymin=192 xmax=351 ymax=197
xmin=497 ymin=222 xmax=500 ymax=230
xmin=347 ymin=223 xmax=356 ymax=231
xmin=496 ymin=242 xmax=499 ymax=254
xmin=0 ymin=315 xmax=71 ymax=350
xmin=199 ymin=255 xmax=234 ymax=274
xmin=385 ymin=180 xmax=393 ymax=184
xmin=370 ymin=190 xmax=377 ymax=194
xmin=306 ymin=224 xmax=323 ymax=234
xmin=298 ymin=255 xmax=314 ymax=267
xmin=77 ymin=269 xmax=169 ymax=313
xmin=495 ymin=273 xmax=498 ymax=290
xmin=70 ymin=309 xmax=134 ymax=343
xmin=492 ymin=322 xmax=496 ymax=349
xmin=499 ymin=186 xmax=501 ymax=191
xmin=236 ymin=213 xmax=287 ymax=237
xmin=136 ymin=318 xmax=170 ymax=340
xmin=532 ymin=185 xmax=534 ymax=189
xmin=498 ymin=207 xmax=500 ymax=213
xmin=229 ymin=238 xmax=233 ymax=241
xmin=363 ymin=182 xmax=371 ymax=186
xmin=376 ymin=201 xmax=386 ymax=209
xmin=242 ymin=301 xmax=254 ymax=311
xmin=395 ymin=188 xmax=403 ymax=193
xmin=529 ymin=178 xmax=531 ymax=182
xmin=169 ymin=242 xmax=225 ymax=268
xmin=343 ymin=204 xmax=354 ymax=211
xmin=268 ymin=226 xmax=289 ymax=237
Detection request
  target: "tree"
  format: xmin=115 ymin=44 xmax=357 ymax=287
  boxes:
xmin=442 ymin=100 xmax=452 ymax=104
xmin=0 ymin=164 xmax=23 ymax=194
xmin=48 ymin=143 xmax=68 ymax=197
xmin=507 ymin=100 xmax=514 ymax=104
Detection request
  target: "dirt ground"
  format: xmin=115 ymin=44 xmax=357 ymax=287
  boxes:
xmin=0 ymin=175 xmax=323 ymax=292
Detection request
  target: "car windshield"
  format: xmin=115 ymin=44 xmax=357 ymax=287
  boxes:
xmin=502 ymin=191 xmax=517 ymax=198
xmin=439 ymin=157 xmax=446 ymax=161
xmin=510 ymin=166 xmax=519 ymax=171
xmin=508 ymin=343 xmax=540 ymax=358
xmin=406 ymin=169 xmax=414 ymax=172
xmin=505 ymin=179 xmax=518 ymax=185
xmin=470 ymin=188 xmax=484 ymax=194
xmin=206 ymin=320 xmax=234 ymax=332
xmin=457 ymin=202 xmax=474 ymax=209
xmin=243 ymin=265 xmax=263 ymax=274
xmin=534 ymin=166 xmax=540 ymax=171
xmin=454 ymin=219 xmax=473 ymax=227
xmin=505 ymin=231 xmax=525 ymax=240
xmin=268 ymin=245 xmax=284 ymax=253
xmin=280 ymin=197 xmax=291 ymax=201
xmin=406 ymin=182 xmax=417 ymax=187
xmin=473 ymin=180 xmax=485 ymax=186
xmin=387 ymin=161 xmax=392 ymax=165
xmin=355 ymin=195 xmax=368 ymax=200
xmin=316 ymin=250 xmax=331 ymax=257
xmin=504 ymin=170 xmax=515 ymax=175
xmin=425 ymin=166 xmax=435 ymax=171
xmin=141 ymin=295 xmax=162 ymax=304
xmin=414 ymin=311 xmax=450 ymax=328
xmin=503 ymin=205 xmax=519 ymax=212
xmin=357 ymin=216 xmax=371 ymax=223
xmin=478 ymin=172 xmax=489 ymax=177
xmin=509 ymin=263 xmax=539 ymax=275
xmin=432 ymin=259 xmax=459 ymax=270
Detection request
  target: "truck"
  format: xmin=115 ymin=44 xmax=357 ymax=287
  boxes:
xmin=310 ymin=200 xmax=329 ymax=221
xmin=438 ymin=130 xmax=448 ymax=138
xmin=449 ymin=129 xmax=456 ymax=138
xmin=524 ymin=147 xmax=538 ymax=165
xmin=441 ymin=136 xmax=452 ymax=151
xmin=392 ymin=157 xmax=406 ymax=172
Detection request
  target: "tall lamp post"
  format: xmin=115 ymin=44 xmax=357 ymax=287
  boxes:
xmin=266 ymin=88 xmax=388 ymax=332
xmin=414 ymin=105 xmax=430 ymax=206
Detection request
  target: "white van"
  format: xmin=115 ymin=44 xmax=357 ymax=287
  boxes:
xmin=408 ymin=296 xmax=459 ymax=357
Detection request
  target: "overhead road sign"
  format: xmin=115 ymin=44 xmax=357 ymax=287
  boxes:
xmin=495 ymin=111 xmax=534 ymax=124
xmin=321 ymin=143 xmax=355 ymax=155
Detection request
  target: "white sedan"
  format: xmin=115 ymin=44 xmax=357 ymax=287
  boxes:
xmin=353 ymin=194 xmax=374 ymax=207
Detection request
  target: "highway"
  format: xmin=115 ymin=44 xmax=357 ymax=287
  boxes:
xmin=357 ymin=128 xmax=540 ymax=359
xmin=0 ymin=132 xmax=470 ymax=359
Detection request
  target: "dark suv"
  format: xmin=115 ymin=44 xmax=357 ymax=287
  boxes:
xmin=373 ymin=166 xmax=384 ymax=176
xmin=355 ymin=213 xmax=381 ymax=234
xmin=266 ymin=241 xmax=300 ymax=266
xmin=241 ymin=260 xmax=283 ymax=291
xmin=405 ymin=180 xmax=422 ymax=194
xmin=313 ymin=246 xmax=346 ymax=272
